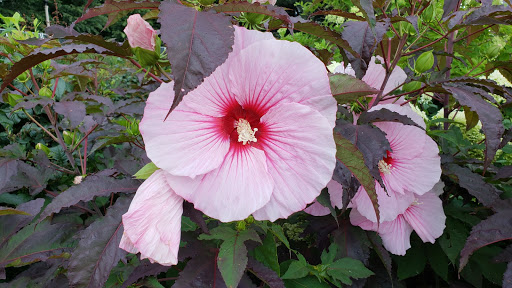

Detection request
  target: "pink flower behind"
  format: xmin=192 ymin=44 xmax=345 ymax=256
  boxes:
xmin=350 ymin=185 xmax=446 ymax=255
xmin=121 ymin=26 xmax=337 ymax=265
xmin=124 ymin=14 xmax=157 ymax=51
xmin=304 ymin=180 xmax=343 ymax=216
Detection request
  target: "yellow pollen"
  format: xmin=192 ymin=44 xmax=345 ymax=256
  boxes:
xmin=235 ymin=119 xmax=258 ymax=145
xmin=378 ymin=159 xmax=392 ymax=174
xmin=411 ymin=198 xmax=423 ymax=206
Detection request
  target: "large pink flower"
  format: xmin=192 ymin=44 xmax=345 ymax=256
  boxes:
xmin=350 ymin=183 xmax=446 ymax=255
xmin=120 ymin=26 xmax=337 ymax=265
xmin=303 ymin=180 xmax=343 ymax=216
xmin=124 ymin=14 xmax=157 ymax=51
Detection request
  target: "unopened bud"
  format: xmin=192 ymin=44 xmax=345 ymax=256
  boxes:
xmin=39 ymin=86 xmax=53 ymax=98
xmin=415 ymin=51 xmax=434 ymax=73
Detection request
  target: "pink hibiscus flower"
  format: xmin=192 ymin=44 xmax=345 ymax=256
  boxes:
xmin=350 ymin=182 xmax=446 ymax=255
xmin=120 ymin=26 xmax=337 ymax=265
xmin=124 ymin=14 xmax=157 ymax=51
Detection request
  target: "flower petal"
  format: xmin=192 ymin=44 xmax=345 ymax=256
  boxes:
xmin=304 ymin=201 xmax=330 ymax=216
xmin=327 ymin=179 xmax=344 ymax=209
xmin=378 ymin=215 xmax=414 ymax=256
xmin=140 ymin=82 xmax=230 ymax=178
xmin=124 ymin=14 xmax=156 ymax=51
xmin=252 ymin=102 xmax=336 ymax=221
xmin=121 ymin=170 xmax=183 ymax=266
xmin=165 ymin=146 xmax=274 ymax=222
xmin=229 ymin=40 xmax=336 ymax=126
xmin=403 ymin=192 xmax=446 ymax=243
xmin=350 ymin=182 xmax=415 ymax=223
xmin=350 ymin=208 xmax=378 ymax=231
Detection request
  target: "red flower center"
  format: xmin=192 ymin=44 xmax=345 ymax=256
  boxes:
xmin=221 ymin=104 xmax=263 ymax=147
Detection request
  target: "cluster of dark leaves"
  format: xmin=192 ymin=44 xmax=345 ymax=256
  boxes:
xmin=0 ymin=0 xmax=512 ymax=287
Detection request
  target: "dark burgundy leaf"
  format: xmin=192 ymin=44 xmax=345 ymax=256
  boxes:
xmin=389 ymin=16 xmax=419 ymax=34
xmin=183 ymin=201 xmax=209 ymax=234
xmin=46 ymin=24 xmax=80 ymax=37
xmin=294 ymin=22 xmax=358 ymax=57
xmin=504 ymin=262 xmax=512 ymax=288
xmin=310 ymin=10 xmax=365 ymax=21
xmin=442 ymin=0 xmax=460 ymax=18
xmin=1 ymin=44 xmax=117 ymax=92
xmin=367 ymin=232 xmax=392 ymax=279
xmin=351 ymin=0 xmax=376 ymax=25
xmin=333 ymin=131 xmax=380 ymax=223
xmin=463 ymin=5 xmax=512 ymax=25
xmin=67 ymin=196 xmax=132 ymax=288
xmin=212 ymin=2 xmax=292 ymax=28
xmin=335 ymin=121 xmax=390 ymax=190
xmin=75 ymin=0 xmax=160 ymax=25
xmin=341 ymin=21 xmax=389 ymax=78
xmin=0 ymin=158 xmax=18 ymax=192
xmin=495 ymin=166 xmax=512 ymax=180
xmin=446 ymin=11 xmax=469 ymax=29
xmin=38 ymin=172 xmax=140 ymax=221
xmin=173 ymin=247 xmax=227 ymax=288
xmin=333 ymin=220 xmax=370 ymax=265
xmin=500 ymin=129 xmax=512 ymax=149
xmin=159 ymin=1 xmax=235 ymax=114
xmin=493 ymin=245 xmax=512 ymax=263
xmin=443 ymin=164 xmax=500 ymax=206
xmin=17 ymin=37 xmax=53 ymax=46
xmin=0 ymin=199 xmax=45 ymax=248
xmin=54 ymin=101 xmax=87 ymax=129
xmin=1 ymin=161 xmax=53 ymax=195
xmin=333 ymin=161 xmax=360 ymax=212
xmin=0 ymin=220 xmax=75 ymax=268
xmin=247 ymin=258 xmax=285 ymax=288
xmin=443 ymin=83 xmax=504 ymax=168
xmin=329 ymin=73 xmax=379 ymax=104
xmin=0 ymin=260 xmax=67 ymax=286
xmin=357 ymin=108 xmax=424 ymax=129
xmin=120 ymin=260 xmax=169 ymax=288
xmin=50 ymin=59 xmax=101 ymax=79
xmin=459 ymin=201 xmax=512 ymax=271
xmin=12 ymin=97 xmax=53 ymax=111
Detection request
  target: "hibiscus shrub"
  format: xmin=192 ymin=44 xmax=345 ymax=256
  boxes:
xmin=0 ymin=0 xmax=512 ymax=287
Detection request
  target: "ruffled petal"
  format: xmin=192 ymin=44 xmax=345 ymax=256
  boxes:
xmin=165 ymin=146 xmax=274 ymax=222
xmin=229 ymin=40 xmax=336 ymax=126
xmin=350 ymin=183 xmax=415 ymax=223
xmin=252 ymin=102 xmax=336 ymax=221
xmin=378 ymin=215 xmax=414 ymax=256
xmin=327 ymin=180 xmax=344 ymax=209
xmin=403 ymin=192 xmax=446 ymax=243
xmin=121 ymin=170 xmax=183 ymax=266
xmin=304 ymin=201 xmax=330 ymax=216
xmin=349 ymin=209 xmax=378 ymax=231
xmin=140 ymin=82 xmax=230 ymax=178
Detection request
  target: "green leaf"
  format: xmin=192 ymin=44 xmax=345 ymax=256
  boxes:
xmin=250 ymin=234 xmax=280 ymax=275
xmin=438 ymin=217 xmax=469 ymax=264
xmin=181 ymin=216 xmax=198 ymax=232
xmin=201 ymin=226 xmax=261 ymax=288
xmin=321 ymin=243 xmax=338 ymax=265
xmin=395 ymin=242 xmax=427 ymax=280
xmin=334 ymin=133 xmax=379 ymax=223
xmin=326 ymin=258 xmax=374 ymax=285
xmin=329 ymin=74 xmax=379 ymax=105
xmin=427 ymin=243 xmax=450 ymax=282
xmin=270 ymin=224 xmax=290 ymax=250
xmin=281 ymin=260 xmax=309 ymax=279
xmin=283 ymin=275 xmax=331 ymax=288
xmin=464 ymin=106 xmax=480 ymax=131
xmin=133 ymin=162 xmax=159 ymax=180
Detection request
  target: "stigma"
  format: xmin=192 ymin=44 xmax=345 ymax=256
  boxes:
xmin=235 ymin=119 xmax=258 ymax=145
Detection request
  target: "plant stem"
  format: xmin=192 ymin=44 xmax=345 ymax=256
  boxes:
xmin=22 ymin=109 xmax=59 ymax=142
xmin=128 ymin=58 xmax=163 ymax=83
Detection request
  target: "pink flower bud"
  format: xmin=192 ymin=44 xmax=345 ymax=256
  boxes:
xmin=124 ymin=14 xmax=157 ymax=51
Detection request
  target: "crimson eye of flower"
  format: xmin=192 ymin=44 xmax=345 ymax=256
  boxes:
xmin=378 ymin=150 xmax=393 ymax=174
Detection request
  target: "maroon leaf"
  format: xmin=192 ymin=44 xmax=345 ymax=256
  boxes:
xmin=310 ymin=10 xmax=365 ymax=21
xmin=443 ymin=164 xmax=500 ymax=206
xmin=294 ymin=22 xmax=358 ymax=58
xmin=463 ymin=5 xmax=512 ymax=25
xmin=333 ymin=220 xmax=370 ymax=264
xmin=358 ymin=108 xmax=424 ymax=129
xmin=504 ymin=262 xmax=512 ymax=288
xmin=459 ymin=200 xmax=512 ymax=271
xmin=443 ymin=0 xmax=460 ymax=18
xmin=1 ymin=161 xmax=53 ymax=195
xmin=158 ymin=1 xmax=235 ymax=114
xmin=12 ymin=97 xmax=53 ymax=111
xmin=335 ymin=121 xmax=390 ymax=190
xmin=212 ymin=2 xmax=292 ymax=27
xmin=38 ymin=171 xmax=140 ymax=221
xmin=0 ymin=199 xmax=45 ymax=248
xmin=120 ymin=260 xmax=170 ymax=288
xmin=495 ymin=166 xmax=512 ymax=180
xmin=0 ymin=158 xmax=18 ymax=192
xmin=0 ymin=220 xmax=75 ymax=268
xmin=246 ymin=258 xmax=285 ymax=288
xmin=54 ymin=101 xmax=87 ymax=129
xmin=173 ymin=246 xmax=227 ymax=288
xmin=67 ymin=196 xmax=132 ymax=288
xmin=443 ymin=84 xmax=504 ymax=168
xmin=341 ymin=21 xmax=389 ymax=78
xmin=329 ymin=73 xmax=379 ymax=104
xmin=75 ymin=0 xmax=160 ymax=25
xmin=1 ymin=44 xmax=117 ymax=92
